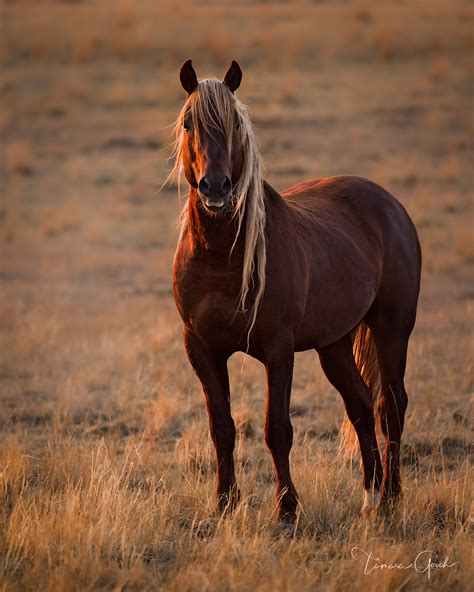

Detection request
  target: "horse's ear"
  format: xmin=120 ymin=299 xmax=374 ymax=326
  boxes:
xmin=180 ymin=59 xmax=198 ymax=95
xmin=223 ymin=60 xmax=242 ymax=93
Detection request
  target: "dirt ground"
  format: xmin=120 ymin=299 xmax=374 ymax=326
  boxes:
xmin=0 ymin=1 xmax=472 ymax=591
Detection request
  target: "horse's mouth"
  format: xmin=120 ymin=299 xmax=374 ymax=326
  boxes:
xmin=206 ymin=203 xmax=226 ymax=213
xmin=200 ymin=196 xmax=230 ymax=214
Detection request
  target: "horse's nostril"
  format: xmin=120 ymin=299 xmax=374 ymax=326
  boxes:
xmin=199 ymin=177 xmax=211 ymax=196
xmin=199 ymin=176 xmax=231 ymax=198
xmin=222 ymin=176 xmax=232 ymax=195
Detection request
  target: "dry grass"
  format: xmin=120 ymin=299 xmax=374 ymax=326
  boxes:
xmin=1 ymin=1 xmax=473 ymax=590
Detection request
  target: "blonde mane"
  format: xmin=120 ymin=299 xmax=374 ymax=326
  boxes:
xmin=167 ymin=79 xmax=267 ymax=339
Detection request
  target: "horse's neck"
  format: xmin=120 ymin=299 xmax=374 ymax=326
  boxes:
xmin=185 ymin=188 xmax=245 ymax=255
xmin=262 ymin=180 xmax=284 ymax=209
xmin=184 ymin=182 xmax=284 ymax=257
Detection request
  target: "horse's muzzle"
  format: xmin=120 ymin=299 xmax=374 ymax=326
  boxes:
xmin=198 ymin=174 xmax=232 ymax=213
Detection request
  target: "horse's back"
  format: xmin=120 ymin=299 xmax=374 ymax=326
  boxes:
xmin=284 ymin=175 xmax=409 ymax=226
xmin=282 ymin=175 xmax=421 ymax=272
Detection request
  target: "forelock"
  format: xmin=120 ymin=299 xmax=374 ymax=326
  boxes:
xmin=186 ymin=79 xmax=235 ymax=138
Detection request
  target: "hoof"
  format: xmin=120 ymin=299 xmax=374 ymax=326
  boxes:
xmin=273 ymin=516 xmax=301 ymax=539
xmin=360 ymin=489 xmax=380 ymax=519
xmin=279 ymin=509 xmax=297 ymax=525
xmin=217 ymin=487 xmax=241 ymax=515
xmin=377 ymin=494 xmax=402 ymax=518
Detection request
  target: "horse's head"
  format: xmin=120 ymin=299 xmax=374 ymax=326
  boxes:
xmin=177 ymin=60 xmax=245 ymax=214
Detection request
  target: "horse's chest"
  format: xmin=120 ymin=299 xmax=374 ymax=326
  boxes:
xmin=193 ymin=292 xmax=242 ymax=340
xmin=174 ymin=261 xmax=244 ymax=344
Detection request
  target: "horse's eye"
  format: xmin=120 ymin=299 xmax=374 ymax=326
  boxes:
xmin=235 ymin=120 xmax=240 ymax=131
xmin=183 ymin=119 xmax=192 ymax=132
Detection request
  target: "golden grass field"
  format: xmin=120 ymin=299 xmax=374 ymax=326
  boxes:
xmin=1 ymin=1 xmax=473 ymax=590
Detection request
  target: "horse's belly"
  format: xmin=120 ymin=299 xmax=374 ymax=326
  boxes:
xmin=295 ymin=268 xmax=378 ymax=350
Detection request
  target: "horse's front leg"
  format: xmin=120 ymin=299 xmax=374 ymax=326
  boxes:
xmin=264 ymin=343 xmax=298 ymax=522
xmin=184 ymin=328 xmax=239 ymax=513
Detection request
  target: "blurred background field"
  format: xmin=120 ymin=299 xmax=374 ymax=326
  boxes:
xmin=0 ymin=1 xmax=472 ymax=590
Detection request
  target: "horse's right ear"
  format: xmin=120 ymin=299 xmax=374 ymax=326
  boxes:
xmin=180 ymin=59 xmax=198 ymax=95
xmin=223 ymin=60 xmax=242 ymax=93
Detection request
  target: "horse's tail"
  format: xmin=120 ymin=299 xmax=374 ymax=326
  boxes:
xmin=339 ymin=321 xmax=381 ymax=462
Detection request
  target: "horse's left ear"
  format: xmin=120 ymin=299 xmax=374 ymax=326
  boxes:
xmin=223 ymin=60 xmax=242 ymax=93
xmin=180 ymin=59 xmax=198 ymax=95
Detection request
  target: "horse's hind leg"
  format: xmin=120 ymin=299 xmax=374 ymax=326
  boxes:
xmin=370 ymin=326 xmax=410 ymax=507
xmin=317 ymin=334 xmax=383 ymax=515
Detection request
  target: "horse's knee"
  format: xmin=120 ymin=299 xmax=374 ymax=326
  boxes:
xmin=210 ymin=419 xmax=236 ymax=454
xmin=264 ymin=418 xmax=293 ymax=452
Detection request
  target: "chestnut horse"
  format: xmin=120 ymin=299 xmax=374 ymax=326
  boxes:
xmin=170 ymin=60 xmax=421 ymax=522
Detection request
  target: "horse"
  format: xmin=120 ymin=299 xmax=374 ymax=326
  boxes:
xmin=169 ymin=59 xmax=421 ymax=523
